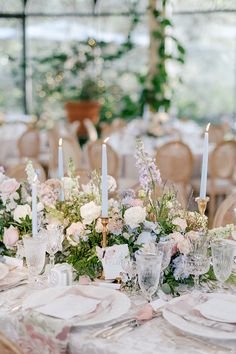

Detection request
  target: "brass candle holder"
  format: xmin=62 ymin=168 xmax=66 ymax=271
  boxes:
xmin=195 ymin=197 xmax=210 ymax=216
xmin=101 ymin=217 xmax=109 ymax=248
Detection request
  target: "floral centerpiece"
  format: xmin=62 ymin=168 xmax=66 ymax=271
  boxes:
xmin=0 ymin=143 xmax=235 ymax=294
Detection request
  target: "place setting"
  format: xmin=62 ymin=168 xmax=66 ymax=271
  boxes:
xmin=1 ymin=1 xmax=236 ymax=354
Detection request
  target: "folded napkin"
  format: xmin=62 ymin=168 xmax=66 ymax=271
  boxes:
xmin=167 ymin=295 xmax=236 ymax=333
xmin=0 ymin=267 xmax=27 ymax=291
xmin=35 ymin=294 xmax=101 ymax=320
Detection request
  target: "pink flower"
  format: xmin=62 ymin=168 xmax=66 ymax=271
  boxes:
xmin=129 ymin=199 xmax=143 ymax=207
xmin=3 ymin=226 xmax=19 ymax=247
xmin=170 ymin=232 xmax=191 ymax=255
xmin=172 ymin=217 xmax=187 ymax=232
xmin=66 ymin=222 xmax=88 ymax=246
xmin=0 ymin=178 xmax=20 ymax=199
xmin=39 ymin=179 xmax=60 ymax=207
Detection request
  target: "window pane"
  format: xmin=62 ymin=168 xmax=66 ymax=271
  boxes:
xmin=0 ymin=19 xmax=23 ymax=113
xmin=172 ymin=11 xmax=236 ymax=122
xmin=26 ymin=0 xmax=94 ymax=14
xmin=0 ymin=0 xmax=23 ymax=13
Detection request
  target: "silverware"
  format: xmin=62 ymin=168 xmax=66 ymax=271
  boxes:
xmin=92 ymin=318 xmax=135 ymax=338
xmin=0 ymin=280 xmax=28 ymax=292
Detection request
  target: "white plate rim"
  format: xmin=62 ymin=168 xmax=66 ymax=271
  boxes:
xmin=23 ymin=284 xmax=131 ymax=327
xmin=162 ymin=293 xmax=236 ymax=341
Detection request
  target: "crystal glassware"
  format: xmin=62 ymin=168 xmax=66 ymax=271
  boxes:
xmin=136 ymin=251 xmax=163 ymax=302
xmin=156 ymin=239 xmax=173 ymax=283
xmin=40 ymin=224 xmax=64 ymax=269
xmin=211 ymin=241 xmax=235 ymax=291
xmin=185 ymin=255 xmax=211 ymax=291
xmin=23 ymin=236 xmax=47 ymax=289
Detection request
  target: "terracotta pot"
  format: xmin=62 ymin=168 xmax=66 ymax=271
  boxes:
xmin=64 ymin=100 xmax=101 ymax=136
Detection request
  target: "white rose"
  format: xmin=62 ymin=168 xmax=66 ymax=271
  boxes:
xmin=172 ymin=217 xmax=187 ymax=232
xmin=13 ymin=204 xmax=31 ymax=223
xmin=124 ymin=206 xmax=146 ymax=229
xmin=80 ymin=201 xmax=101 ymax=225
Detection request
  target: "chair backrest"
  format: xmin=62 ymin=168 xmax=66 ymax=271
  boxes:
xmin=62 ymin=136 xmax=82 ymax=172
xmin=75 ymin=168 xmax=91 ymax=185
xmin=87 ymin=139 xmax=120 ymax=179
xmin=84 ymin=119 xmax=98 ymax=142
xmin=6 ymin=161 xmax=46 ymax=182
xmin=209 ymin=140 xmax=236 ymax=179
xmin=0 ymin=332 xmax=24 ymax=354
xmin=18 ymin=127 xmax=40 ymax=159
xmin=208 ymin=124 xmax=226 ymax=144
xmin=213 ymin=193 xmax=236 ymax=227
xmin=156 ymin=141 xmax=194 ymax=184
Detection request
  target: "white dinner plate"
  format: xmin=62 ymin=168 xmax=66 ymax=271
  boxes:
xmin=0 ymin=263 xmax=9 ymax=281
xmin=23 ymin=284 xmax=131 ymax=326
xmin=163 ymin=294 xmax=236 ymax=340
xmin=196 ymin=294 xmax=236 ymax=323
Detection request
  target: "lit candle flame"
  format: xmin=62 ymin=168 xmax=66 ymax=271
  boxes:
xmin=59 ymin=138 xmax=63 ymax=146
xmin=206 ymin=123 xmax=210 ymax=132
xmin=104 ymin=137 xmax=110 ymax=144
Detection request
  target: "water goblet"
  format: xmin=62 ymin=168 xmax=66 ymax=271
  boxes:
xmin=184 ymin=255 xmax=211 ymax=291
xmin=136 ymin=251 xmax=163 ymax=302
xmin=211 ymin=241 xmax=235 ymax=291
xmin=40 ymin=225 xmax=64 ymax=269
xmin=23 ymin=236 xmax=47 ymax=289
xmin=156 ymin=239 xmax=173 ymax=283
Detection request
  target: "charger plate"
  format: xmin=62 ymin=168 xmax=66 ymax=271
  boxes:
xmin=23 ymin=284 xmax=130 ymax=327
xmin=163 ymin=293 xmax=236 ymax=340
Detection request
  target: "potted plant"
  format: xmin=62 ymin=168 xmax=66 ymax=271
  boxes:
xmin=64 ymin=78 xmax=102 ymax=136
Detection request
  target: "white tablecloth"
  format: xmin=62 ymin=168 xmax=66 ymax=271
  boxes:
xmin=0 ymin=285 xmax=235 ymax=354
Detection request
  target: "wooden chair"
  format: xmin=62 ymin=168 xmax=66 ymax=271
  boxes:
xmin=156 ymin=141 xmax=194 ymax=207
xmin=100 ymin=118 xmax=126 ymax=139
xmin=84 ymin=119 xmax=98 ymax=142
xmin=62 ymin=136 xmax=82 ymax=173
xmin=213 ymin=193 xmax=236 ymax=228
xmin=0 ymin=332 xmax=24 ymax=354
xmin=6 ymin=161 xmax=46 ymax=182
xmin=17 ymin=127 xmax=40 ymax=159
xmin=208 ymin=124 xmax=226 ymax=145
xmin=87 ymin=139 xmax=120 ymax=180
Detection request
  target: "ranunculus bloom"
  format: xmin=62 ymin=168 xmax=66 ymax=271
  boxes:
xmin=80 ymin=201 xmax=101 ymax=225
xmin=3 ymin=226 xmax=19 ymax=247
xmin=170 ymin=231 xmax=191 ymax=255
xmin=172 ymin=217 xmax=187 ymax=232
xmin=13 ymin=204 xmax=31 ymax=223
xmin=0 ymin=178 xmax=20 ymax=200
xmin=124 ymin=206 xmax=146 ymax=229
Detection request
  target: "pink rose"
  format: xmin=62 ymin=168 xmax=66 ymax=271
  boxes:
xmin=0 ymin=178 xmax=20 ymax=199
xmin=172 ymin=217 xmax=187 ymax=232
xmin=3 ymin=226 xmax=19 ymax=247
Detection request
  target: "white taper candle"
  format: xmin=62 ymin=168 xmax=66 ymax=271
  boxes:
xmin=200 ymin=123 xmax=210 ymax=199
xmin=102 ymin=138 xmax=109 ymax=217
xmin=32 ymin=175 xmax=38 ymax=237
xmin=58 ymin=138 xmax=64 ymax=201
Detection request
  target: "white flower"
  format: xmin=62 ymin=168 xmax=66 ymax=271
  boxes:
xmin=13 ymin=204 xmax=31 ymax=223
xmin=66 ymin=221 xmax=88 ymax=246
xmin=25 ymin=160 xmax=36 ymax=184
xmin=82 ymin=181 xmax=99 ymax=196
xmin=62 ymin=177 xmax=79 ymax=199
xmin=124 ymin=206 xmax=146 ymax=229
xmin=80 ymin=201 xmax=101 ymax=225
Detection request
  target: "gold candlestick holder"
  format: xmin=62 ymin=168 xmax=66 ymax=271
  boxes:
xmin=195 ymin=197 xmax=210 ymax=216
xmin=101 ymin=217 xmax=109 ymax=248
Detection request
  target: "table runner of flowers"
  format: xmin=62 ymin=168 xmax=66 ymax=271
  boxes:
xmin=0 ymin=139 xmax=235 ymax=294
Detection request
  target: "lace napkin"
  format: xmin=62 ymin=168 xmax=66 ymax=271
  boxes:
xmin=167 ymin=294 xmax=236 ymax=333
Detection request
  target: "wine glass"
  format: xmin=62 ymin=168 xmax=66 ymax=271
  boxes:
xmin=40 ymin=225 xmax=64 ymax=269
xmin=185 ymin=255 xmax=211 ymax=291
xmin=211 ymin=241 xmax=235 ymax=291
xmin=23 ymin=236 xmax=47 ymax=289
xmin=136 ymin=251 xmax=163 ymax=302
xmin=156 ymin=239 xmax=173 ymax=283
